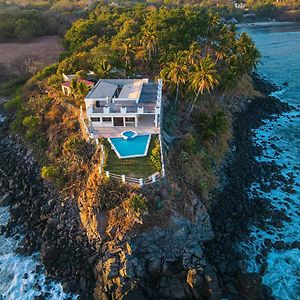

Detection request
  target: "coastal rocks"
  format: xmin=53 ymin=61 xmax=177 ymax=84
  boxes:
xmin=204 ymin=77 xmax=291 ymax=299
xmin=0 ymin=193 xmax=13 ymax=206
xmin=93 ymin=190 xmax=219 ymax=300
xmin=237 ymin=272 xmax=272 ymax=299
xmin=0 ymin=116 xmax=96 ymax=298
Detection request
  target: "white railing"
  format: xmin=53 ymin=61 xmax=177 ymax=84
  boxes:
xmin=104 ymin=170 xmax=164 ymax=187
xmin=99 ymin=132 xmax=166 ymax=187
xmin=80 ymin=106 xmax=91 ymax=138
xmin=158 ymin=133 xmax=166 ymax=177
xmin=92 ymin=105 xmax=157 ymax=114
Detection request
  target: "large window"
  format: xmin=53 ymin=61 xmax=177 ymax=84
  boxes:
xmin=102 ymin=117 xmax=112 ymax=122
xmin=95 ymin=100 xmax=101 ymax=107
xmin=125 ymin=117 xmax=135 ymax=127
xmin=91 ymin=117 xmax=100 ymax=122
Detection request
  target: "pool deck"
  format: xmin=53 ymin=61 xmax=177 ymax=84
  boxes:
xmin=90 ymin=115 xmax=160 ymax=138
xmin=91 ymin=126 xmax=159 ymax=138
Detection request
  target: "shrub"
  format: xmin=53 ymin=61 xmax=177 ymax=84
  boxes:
xmin=41 ymin=165 xmax=60 ymax=179
xmin=41 ymin=165 xmax=65 ymax=187
xmin=22 ymin=115 xmax=40 ymax=140
xmin=63 ymin=136 xmax=92 ymax=161
xmin=129 ymin=194 xmax=147 ymax=213
xmin=47 ymin=74 xmax=61 ymax=88
xmin=96 ymin=178 xmax=129 ymax=210
xmin=32 ymin=63 xmax=58 ymax=81
xmin=150 ymin=138 xmax=162 ymax=172
xmin=182 ymin=133 xmax=198 ymax=154
xmin=10 ymin=110 xmax=26 ymax=134
xmin=195 ymin=111 xmax=228 ymax=141
xmin=4 ymin=95 xmax=23 ymax=111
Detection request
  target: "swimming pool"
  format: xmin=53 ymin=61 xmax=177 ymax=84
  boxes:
xmin=108 ymin=134 xmax=151 ymax=159
xmin=121 ymin=130 xmax=137 ymax=140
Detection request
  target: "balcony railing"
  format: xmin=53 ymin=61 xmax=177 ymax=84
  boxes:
xmin=92 ymin=105 xmax=159 ymax=114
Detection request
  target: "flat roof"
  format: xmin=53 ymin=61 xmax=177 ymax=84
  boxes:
xmin=85 ymin=79 xmax=144 ymax=100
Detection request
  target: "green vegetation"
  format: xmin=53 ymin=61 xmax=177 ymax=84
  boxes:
xmin=150 ymin=138 xmax=162 ymax=172
xmin=129 ymin=194 xmax=147 ymax=213
xmin=105 ymin=136 xmax=159 ymax=178
xmin=194 ymin=111 xmax=229 ymax=141
xmin=41 ymin=165 xmax=65 ymax=187
xmin=0 ymin=78 xmax=26 ymax=97
xmin=95 ymin=177 xmax=130 ymax=211
xmin=173 ymin=106 xmax=231 ymax=196
xmin=4 ymin=2 xmax=258 ymax=194
xmin=0 ymin=0 xmax=95 ymax=42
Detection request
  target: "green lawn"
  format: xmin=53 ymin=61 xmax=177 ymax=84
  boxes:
xmin=105 ymin=135 xmax=159 ymax=178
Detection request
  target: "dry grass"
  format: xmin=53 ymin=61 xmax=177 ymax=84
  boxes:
xmin=0 ymin=35 xmax=63 ymax=75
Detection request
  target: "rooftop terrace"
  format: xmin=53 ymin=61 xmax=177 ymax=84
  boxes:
xmin=85 ymin=79 xmax=145 ymax=100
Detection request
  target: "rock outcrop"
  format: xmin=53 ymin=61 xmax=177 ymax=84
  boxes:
xmin=92 ymin=183 xmax=220 ymax=299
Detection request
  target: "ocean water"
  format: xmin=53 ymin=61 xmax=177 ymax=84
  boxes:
xmin=238 ymin=24 xmax=300 ymax=299
xmin=0 ymin=115 xmax=77 ymax=299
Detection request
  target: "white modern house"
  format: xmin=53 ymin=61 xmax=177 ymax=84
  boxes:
xmin=83 ymin=78 xmax=162 ymax=138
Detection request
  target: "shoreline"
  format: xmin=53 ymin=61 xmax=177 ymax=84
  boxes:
xmin=0 ymin=74 xmax=295 ymax=299
xmin=204 ymin=74 xmax=293 ymax=299
xmin=237 ymin=21 xmax=299 ymax=29
xmin=0 ymin=112 xmax=97 ymax=298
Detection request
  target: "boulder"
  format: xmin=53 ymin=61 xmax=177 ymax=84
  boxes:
xmin=273 ymin=240 xmax=285 ymax=250
xmin=147 ymin=258 xmax=162 ymax=278
xmin=0 ymin=193 xmax=13 ymax=206
xmin=237 ymin=272 xmax=266 ymax=299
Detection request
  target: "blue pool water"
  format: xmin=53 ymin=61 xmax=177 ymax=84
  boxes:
xmin=109 ymin=135 xmax=151 ymax=158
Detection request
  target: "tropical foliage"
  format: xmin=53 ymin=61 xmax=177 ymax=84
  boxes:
xmin=5 ymin=3 xmax=259 ymax=193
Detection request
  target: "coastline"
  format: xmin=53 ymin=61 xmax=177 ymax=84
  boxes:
xmin=204 ymin=74 xmax=293 ymax=299
xmin=237 ymin=21 xmax=298 ymax=29
xmin=0 ymin=111 xmax=96 ymax=298
xmin=0 ymin=74 xmax=295 ymax=299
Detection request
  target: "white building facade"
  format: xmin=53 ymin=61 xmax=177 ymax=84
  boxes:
xmin=84 ymin=78 xmax=162 ymax=137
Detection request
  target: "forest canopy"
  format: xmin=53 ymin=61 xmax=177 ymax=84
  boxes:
xmin=56 ymin=3 xmax=259 ymax=92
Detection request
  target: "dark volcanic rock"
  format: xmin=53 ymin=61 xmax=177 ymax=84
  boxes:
xmin=204 ymin=76 xmax=290 ymax=299
xmin=0 ymin=110 xmax=96 ymax=299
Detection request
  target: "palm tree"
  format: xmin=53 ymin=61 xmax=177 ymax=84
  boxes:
xmin=77 ymin=81 xmax=89 ymax=97
xmin=188 ymin=42 xmax=202 ymax=66
xmin=166 ymin=56 xmax=189 ymax=105
xmin=98 ymin=60 xmax=112 ymax=78
xmin=188 ymin=56 xmax=219 ymax=119
xmin=123 ymin=39 xmax=135 ymax=70
xmin=236 ymin=32 xmax=260 ymax=74
xmin=70 ymin=78 xmax=78 ymax=97
xmin=140 ymin=29 xmax=158 ymax=62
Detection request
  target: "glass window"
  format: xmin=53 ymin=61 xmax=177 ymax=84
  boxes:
xmin=102 ymin=117 xmax=112 ymax=122
xmin=91 ymin=117 xmax=100 ymax=122
xmin=95 ymin=101 xmax=101 ymax=107
xmin=125 ymin=117 xmax=135 ymax=122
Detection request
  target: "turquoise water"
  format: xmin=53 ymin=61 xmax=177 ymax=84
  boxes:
xmin=109 ymin=135 xmax=151 ymax=158
xmin=238 ymin=24 xmax=300 ymax=300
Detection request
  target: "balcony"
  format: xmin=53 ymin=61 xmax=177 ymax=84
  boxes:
xmin=92 ymin=104 xmax=159 ymax=115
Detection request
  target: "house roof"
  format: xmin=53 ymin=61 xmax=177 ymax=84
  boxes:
xmin=62 ymin=78 xmax=95 ymax=88
xmin=85 ymin=79 xmax=144 ymax=100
